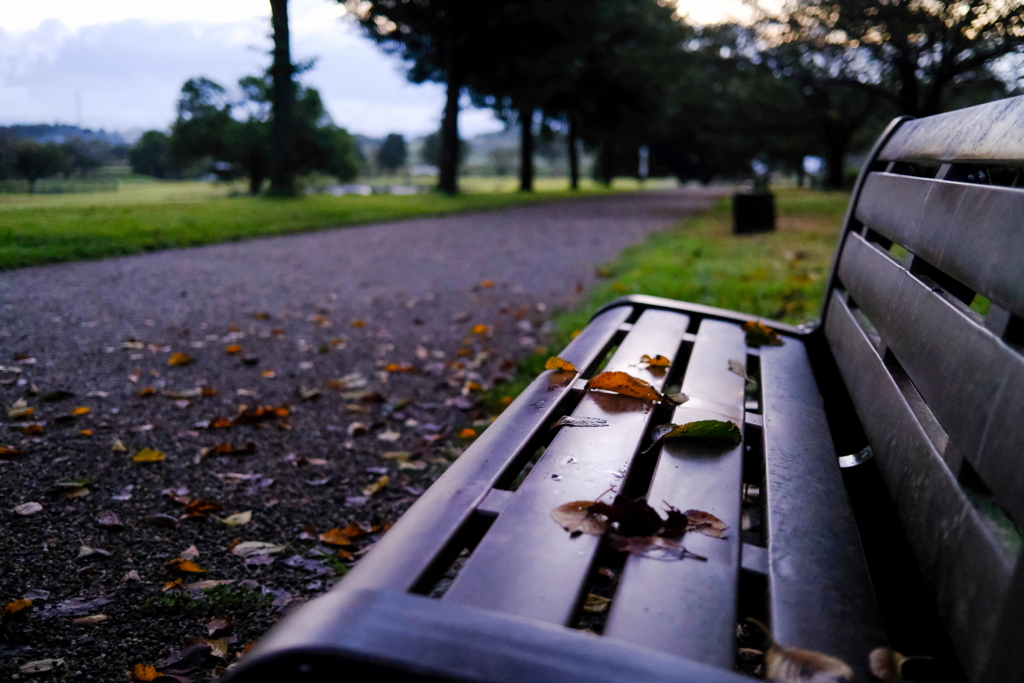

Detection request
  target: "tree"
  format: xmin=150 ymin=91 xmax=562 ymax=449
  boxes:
xmin=341 ymin=0 xmax=494 ymax=194
xmin=269 ymin=0 xmax=298 ymax=196
xmin=422 ymin=129 xmax=468 ymax=168
xmin=778 ymin=0 xmax=1024 ymax=117
xmin=377 ymin=134 xmax=407 ymax=174
xmin=14 ymin=141 xmax=66 ymax=193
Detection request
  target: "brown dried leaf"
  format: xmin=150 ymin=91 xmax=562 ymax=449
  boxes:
xmin=318 ymin=528 xmax=353 ymax=546
xmin=72 ymin=614 xmax=108 ymax=625
xmin=167 ymin=352 xmax=195 ymax=366
xmin=2 ymin=598 xmax=32 ymax=619
xmin=544 ymin=356 xmax=578 ymax=373
xmin=766 ymin=644 xmax=853 ymax=682
xmin=583 ymin=594 xmax=611 ymax=613
xmin=205 ymin=616 xmax=232 ymax=637
xmin=167 ymin=558 xmax=206 ymax=573
xmin=132 ymin=663 xmax=160 ymax=681
xmin=550 ymin=500 xmax=606 ymax=535
xmin=362 ymin=475 xmax=389 ymax=496
xmin=868 ymin=647 xmax=931 ymax=683
xmin=184 ymin=500 xmax=222 ymax=517
xmin=639 ymin=354 xmax=671 ymax=367
xmin=743 ymin=321 xmax=784 ymax=348
xmin=132 ymin=448 xmax=166 ymax=463
xmin=587 ymin=371 xmax=681 ymax=404
xmin=682 ymin=509 xmax=729 ymax=538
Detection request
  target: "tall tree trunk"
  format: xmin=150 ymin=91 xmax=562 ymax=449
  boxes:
xmin=519 ymin=108 xmax=534 ymax=192
xmin=439 ymin=77 xmax=461 ymax=195
xmin=268 ymin=0 xmax=296 ymax=197
xmin=249 ymin=171 xmax=264 ymax=195
xmin=825 ymin=132 xmax=851 ymax=190
xmin=599 ymin=142 xmax=614 ymax=186
xmin=568 ymin=119 xmax=579 ymax=191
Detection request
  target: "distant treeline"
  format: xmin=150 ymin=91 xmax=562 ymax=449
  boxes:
xmin=0 ymin=128 xmax=128 ymax=193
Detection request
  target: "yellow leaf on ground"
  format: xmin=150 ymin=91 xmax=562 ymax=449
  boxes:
xmin=71 ymin=406 xmax=90 ymax=416
xmin=80 ymin=430 xmax=93 ymax=436
xmin=544 ymin=356 xmax=578 ymax=373
xmin=132 ymin=663 xmax=161 ymax=681
xmin=166 ymin=558 xmax=206 ymax=573
xmin=362 ymin=475 xmax=389 ymax=497
xmin=470 ymin=324 xmax=490 ymax=335
xmin=318 ymin=528 xmax=353 ymax=546
xmin=132 ymin=448 xmax=166 ymax=463
xmin=587 ymin=371 xmax=681 ymax=404
xmin=639 ymin=354 xmax=671 ymax=367
xmin=1 ymin=598 xmax=32 ymax=619
xmin=168 ymin=352 xmax=194 ymax=366
xmin=225 ymin=344 xmax=242 ymax=354
xmin=138 ymin=387 xmax=157 ymax=397
xmin=351 ymin=319 xmax=366 ymax=328
xmin=111 ymin=439 xmax=127 ymax=452
xmin=458 ymin=428 xmax=476 ymax=439
xmin=23 ymin=424 xmax=44 ymax=435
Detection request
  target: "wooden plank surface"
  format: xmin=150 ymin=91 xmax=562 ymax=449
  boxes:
xmin=825 ymin=293 xmax=1015 ymax=682
xmin=760 ymin=334 xmax=886 ymax=681
xmin=602 ymin=319 xmax=746 ymax=667
xmin=854 ymin=172 xmax=1024 ymax=319
xmin=878 ymin=95 xmax=1024 ymax=163
xmin=838 ymin=233 xmax=1024 ymax=526
xmin=442 ymin=309 xmax=690 ymax=624
xmin=339 ymin=306 xmax=632 ymax=594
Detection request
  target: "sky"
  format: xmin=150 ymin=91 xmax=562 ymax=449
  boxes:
xmin=0 ymin=1 xmax=742 ymax=140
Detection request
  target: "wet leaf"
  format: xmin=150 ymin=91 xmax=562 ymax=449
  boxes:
xmin=868 ymin=647 xmax=931 ymax=683
xmin=552 ymin=416 xmax=609 ymax=429
xmin=587 ymin=371 xmax=682 ymax=404
xmin=133 ymin=448 xmax=166 ymax=463
xmin=2 ymin=598 xmax=32 ymax=619
xmin=362 ymin=475 xmax=389 ymax=497
xmin=650 ymin=420 xmax=742 ymax=447
xmin=639 ymin=354 xmax=671 ymax=367
xmin=168 ymin=352 xmax=195 ymax=366
xmin=180 ymin=545 xmax=200 ymax=560
xmin=551 ymin=500 xmax=607 ymax=535
xmin=13 ymin=501 xmax=43 ymax=515
xmin=132 ymin=663 xmax=160 ymax=681
xmin=167 ymin=558 xmax=206 ymax=573
xmin=216 ymin=511 xmax=252 ymax=526
xmin=583 ymin=594 xmax=611 ymax=613
xmin=544 ymin=356 xmax=578 ymax=373
xmin=21 ymin=659 xmax=64 ymax=674
xmin=743 ymin=321 xmax=784 ymax=348
xmin=231 ymin=541 xmax=287 ymax=558
xmin=728 ymin=359 xmax=748 ymax=380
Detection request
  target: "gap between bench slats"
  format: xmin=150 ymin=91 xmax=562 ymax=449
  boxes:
xmin=855 ymin=172 xmax=1024 ymax=319
xmin=838 ymin=233 xmax=1024 ymax=527
xmin=877 ymin=97 xmax=1024 ymax=164
xmin=602 ymin=319 xmax=746 ymax=669
xmin=760 ymin=335 xmax=886 ymax=682
xmin=825 ymin=293 xmax=1015 ymax=683
xmin=337 ymin=306 xmax=632 ymax=595
xmin=441 ymin=309 xmax=689 ymax=622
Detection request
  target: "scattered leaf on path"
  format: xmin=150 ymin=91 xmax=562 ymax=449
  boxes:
xmin=71 ymin=406 xmax=90 ymax=416
xmin=7 ymin=398 xmax=34 ymax=418
xmin=111 ymin=439 xmax=127 ymax=453
xmin=132 ymin=663 xmax=161 ymax=681
xmin=97 ymin=510 xmax=122 ymax=528
xmin=362 ymin=475 xmax=389 ymax=496
xmin=72 ymin=614 xmax=108 ymax=625
xmin=216 ymin=511 xmax=252 ymax=526
xmin=168 ymin=352 xmax=195 ymax=366
xmin=2 ymin=598 xmax=32 ymax=619
xmin=544 ymin=356 xmax=578 ymax=373
xmin=133 ymin=448 xmax=166 ymax=463
xmin=743 ymin=321 xmax=784 ymax=348
xmin=13 ymin=501 xmax=43 ymax=515
xmin=225 ymin=344 xmax=242 ymax=354
xmin=20 ymin=659 xmax=64 ymax=674
xmin=231 ymin=541 xmax=287 ymax=558
xmin=167 ymin=558 xmax=206 ymax=573
xmin=457 ymin=428 xmax=476 ymax=438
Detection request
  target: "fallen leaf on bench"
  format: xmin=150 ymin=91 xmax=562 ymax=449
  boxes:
xmin=591 ymin=497 xmax=664 ymax=537
xmin=608 ymin=534 xmax=706 ymax=562
xmin=362 ymin=475 xmax=389 ymax=496
xmin=132 ymin=448 xmax=166 ymax=463
xmin=649 ymin=420 xmax=742 ymax=449
xmin=749 ymin=618 xmax=853 ymax=683
xmin=583 ymin=594 xmax=611 ymax=613
xmin=587 ymin=371 xmax=683 ymax=404
xmin=21 ymin=659 xmax=64 ymax=674
xmin=665 ymin=507 xmax=729 ymax=538
xmin=551 ymin=416 xmax=609 ymax=429
xmin=868 ymin=647 xmax=931 ymax=683
xmin=639 ymin=354 xmax=671 ymax=367
xmin=728 ymin=359 xmax=748 ymax=379
xmin=743 ymin=321 xmax=784 ymax=348
xmin=544 ymin=356 xmax=578 ymax=373
xmin=551 ymin=500 xmax=608 ymax=535
xmin=231 ymin=541 xmax=287 ymax=558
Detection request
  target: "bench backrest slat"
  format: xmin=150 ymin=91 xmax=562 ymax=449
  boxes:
xmin=855 ymin=173 xmax=1024 ymax=319
xmin=837 ymin=231 xmax=1024 ymax=528
xmin=824 ymin=95 xmax=1024 ymax=683
xmin=878 ymin=97 xmax=1024 ymax=164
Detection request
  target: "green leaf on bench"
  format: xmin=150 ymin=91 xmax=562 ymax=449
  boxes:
xmin=544 ymin=356 xmax=578 ymax=373
xmin=650 ymin=420 xmax=742 ymax=447
xmin=587 ymin=371 xmax=685 ymax=405
xmin=742 ymin=321 xmax=784 ymax=348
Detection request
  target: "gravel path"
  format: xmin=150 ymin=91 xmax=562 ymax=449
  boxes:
xmin=0 ymin=189 xmax=719 ymax=681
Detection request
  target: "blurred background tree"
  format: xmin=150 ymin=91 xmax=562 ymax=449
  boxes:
xmin=377 ymin=134 xmax=408 ymax=174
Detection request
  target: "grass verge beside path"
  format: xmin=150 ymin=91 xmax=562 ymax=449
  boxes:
xmin=488 ymin=189 xmax=851 ymax=408
xmin=0 ymin=184 xmax=623 ymax=271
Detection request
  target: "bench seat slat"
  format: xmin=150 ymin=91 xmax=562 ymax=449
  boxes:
xmin=442 ymin=309 xmax=689 ymax=623
xmin=760 ymin=335 xmax=886 ymax=680
xmin=838 ymin=232 xmax=1024 ymax=526
xmin=854 ymin=173 xmax=1024 ymax=319
xmin=338 ymin=306 xmax=632 ymax=594
xmin=878 ymin=97 xmax=1024 ymax=164
xmin=603 ymin=319 xmax=746 ymax=668
xmin=825 ymin=293 xmax=1015 ymax=682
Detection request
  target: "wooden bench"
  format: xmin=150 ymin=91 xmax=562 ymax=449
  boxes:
xmin=222 ymin=97 xmax=1024 ymax=683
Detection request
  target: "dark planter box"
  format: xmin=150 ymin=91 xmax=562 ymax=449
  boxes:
xmin=732 ymin=192 xmax=776 ymax=234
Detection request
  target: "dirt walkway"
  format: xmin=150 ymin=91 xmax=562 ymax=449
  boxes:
xmin=0 ymin=189 xmax=719 ymax=681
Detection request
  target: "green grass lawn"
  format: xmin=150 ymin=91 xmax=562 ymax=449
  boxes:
xmin=488 ymin=189 xmax=853 ymax=407
xmin=0 ymin=176 xmax=661 ymax=271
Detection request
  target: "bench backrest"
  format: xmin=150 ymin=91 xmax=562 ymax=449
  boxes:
xmin=821 ymin=96 xmax=1024 ymax=682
